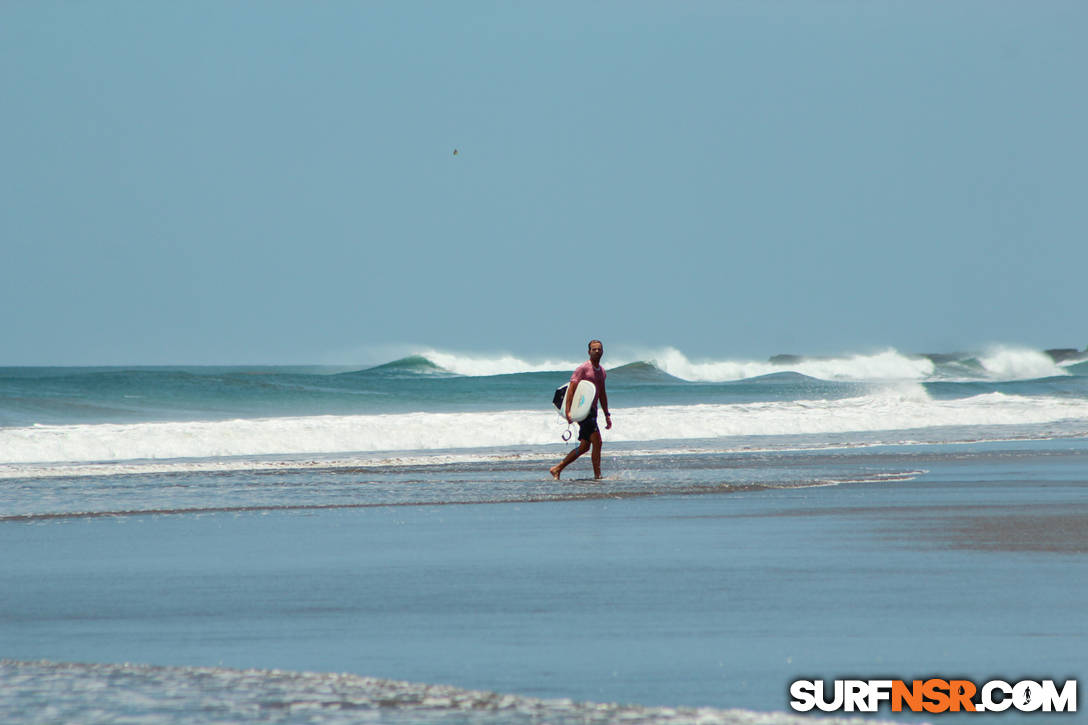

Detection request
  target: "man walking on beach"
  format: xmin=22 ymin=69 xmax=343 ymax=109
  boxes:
xmin=550 ymin=339 xmax=612 ymax=480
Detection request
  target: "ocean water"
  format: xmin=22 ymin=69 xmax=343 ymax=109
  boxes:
xmin=1 ymin=346 xmax=1086 ymax=724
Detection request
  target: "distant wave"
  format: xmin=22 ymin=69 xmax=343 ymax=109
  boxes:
xmin=970 ymin=347 xmax=1077 ymax=380
xmin=414 ymin=349 xmax=583 ymax=376
xmin=608 ymin=361 xmax=684 ymax=382
xmin=369 ymin=345 xmax=1082 ymax=383
xmin=3 ymin=346 xmax=1079 ymax=386
xmin=350 ymin=354 xmax=451 ymax=376
xmin=4 ymin=387 xmax=1087 ymax=470
xmin=645 ymin=347 xmax=935 ymax=382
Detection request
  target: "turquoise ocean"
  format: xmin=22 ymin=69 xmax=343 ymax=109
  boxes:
xmin=1 ymin=345 xmax=1086 ymax=724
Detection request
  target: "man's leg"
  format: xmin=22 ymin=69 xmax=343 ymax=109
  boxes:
xmin=550 ymin=439 xmax=589 ymax=480
xmin=590 ymin=431 xmax=603 ymax=479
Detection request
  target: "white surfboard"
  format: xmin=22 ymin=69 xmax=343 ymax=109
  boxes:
xmin=552 ymin=379 xmax=597 ymax=422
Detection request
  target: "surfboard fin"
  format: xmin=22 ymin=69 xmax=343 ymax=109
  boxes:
xmin=552 ymin=385 xmax=568 ymax=410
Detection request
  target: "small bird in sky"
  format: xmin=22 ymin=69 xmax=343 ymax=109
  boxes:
xmin=453 ymin=148 xmax=459 ymax=156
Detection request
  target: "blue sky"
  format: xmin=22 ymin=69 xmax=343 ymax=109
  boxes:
xmin=2 ymin=1 xmax=1085 ymax=365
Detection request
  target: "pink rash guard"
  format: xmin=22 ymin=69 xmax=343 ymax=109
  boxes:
xmin=570 ymin=361 xmax=606 ymax=415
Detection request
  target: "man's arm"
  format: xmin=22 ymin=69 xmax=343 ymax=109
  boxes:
xmin=563 ymin=379 xmax=577 ymax=422
xmin=599 ymin=383 xmax=612 ymax=429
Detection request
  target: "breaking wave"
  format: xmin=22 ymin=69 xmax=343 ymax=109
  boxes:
xmin=381 ymin=345 xmax=1081 ymax=383
xmin=416 ymin=349 xmax=581 ymax=376
xmin=973 ymin=347 xmax=1072 ymax=380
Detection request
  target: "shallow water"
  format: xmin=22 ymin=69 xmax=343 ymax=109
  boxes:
xmin=2 ymin=439 xmax=1085 ymax=723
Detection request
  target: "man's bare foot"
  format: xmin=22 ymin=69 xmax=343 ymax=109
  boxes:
xmin=549 ymin=465 xmax=561 ymax=480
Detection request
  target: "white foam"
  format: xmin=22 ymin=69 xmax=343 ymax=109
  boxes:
xmin=3 ymin=388 xmax=1086 ymax=472
xmin=976 ymin=346 xmax=1069 ymax=380
xmin=416 ymin=346 xmax=938 ymax=382
xmin=406 ymin=345 xmax=1083 ymax=383
xmin=642 ymin=347 xmax=936 ymax=382
xmin=608 ymin=391 xmax=1088 ymax=442
xmin=418 ymin=349 xmax=582 ymax=376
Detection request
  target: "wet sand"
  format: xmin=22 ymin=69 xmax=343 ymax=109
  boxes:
xmin=750 ymin=493 xmax=1088 ymax=554
xmin=1 ymin=443 xmax=1084 ymax=724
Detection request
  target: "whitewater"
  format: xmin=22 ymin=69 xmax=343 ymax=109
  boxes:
xmin=2 ymin=345 xmax=1086 ymax=477
xmin=3 ymin=388 xmax=1088 ymax=473
xmin=417 ymin=345 xmax=1079 ymax=381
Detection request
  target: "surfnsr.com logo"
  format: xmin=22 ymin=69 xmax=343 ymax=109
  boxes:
xmin=789 ymin=679 xmax=1077 ymax=714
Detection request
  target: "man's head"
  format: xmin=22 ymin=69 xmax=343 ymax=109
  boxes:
xmin=588 ymin=339 xmax=603 ymax=364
